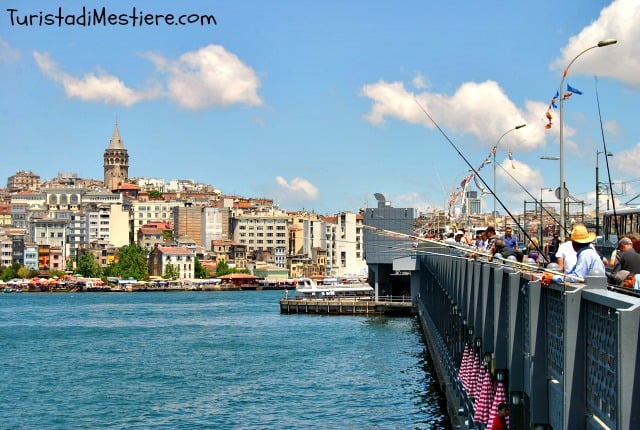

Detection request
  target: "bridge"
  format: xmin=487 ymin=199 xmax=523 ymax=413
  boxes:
xmin=395 ymin=243 xmax=640 ymax=430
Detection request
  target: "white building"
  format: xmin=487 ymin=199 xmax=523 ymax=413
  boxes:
xmin=131 ymin=201 xmax=182 ymax=232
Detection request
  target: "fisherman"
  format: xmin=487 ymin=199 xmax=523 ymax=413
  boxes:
xmin=548 ymin=233 xmax=560 ymax=263
xmin=541 ymin=224 xmax=605 ymax=286
xmin=609 ymin=236 xmax=640 ymax=284
xmin=483 ymin=225 xmax=498 ymax=253
xmin=490 ymin=238 xmax=522 ymax=262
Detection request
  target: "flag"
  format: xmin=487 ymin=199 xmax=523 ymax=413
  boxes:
xmin=567 ymin=84 xmax=583 ymax=95
xmin=551 ymin=91 xmax=558 ymax=109
xmin=508 ymin=150 xmax=516 ymax=169
xmin=562 ymin=92 xmax=573 ymax=100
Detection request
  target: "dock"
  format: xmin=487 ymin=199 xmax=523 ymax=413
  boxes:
xmin=279 ymin=297 xmax=415 ymax=316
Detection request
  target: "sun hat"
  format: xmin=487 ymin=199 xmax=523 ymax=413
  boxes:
xmin=570 ymin=224 xmax=596 ymax=244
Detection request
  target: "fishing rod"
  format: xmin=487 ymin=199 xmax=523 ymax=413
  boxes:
xmin=595 ymin=76 xmax=619 ymax=237
xmin=413 ymin=99 xmax=550 ymax=263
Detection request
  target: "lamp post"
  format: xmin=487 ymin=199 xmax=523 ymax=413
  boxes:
xmin=595 ymin=150 xmax=614 ymax=236
xmin=558 ymin=38 xmax=617 ymax=240
xmin=540 ymin=188 xmax=553 ymax=246
xmin=493 ymin=124 xmax=526 ymax=226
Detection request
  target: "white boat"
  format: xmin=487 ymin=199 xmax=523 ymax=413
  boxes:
xmin=295 ymin=277 xmax=373 ymax=299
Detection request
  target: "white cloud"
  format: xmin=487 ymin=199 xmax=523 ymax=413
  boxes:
xmin=33 ymin=51 xmax=159 ymax=106
xmin=0 ymin=38 xmax=20 ymax=63
xmin=147 ymin=44 xmax=262 ymax=111
xmin=274 ymin=176 xmax=319 ymax=203
xmin=360 ymin=79 xmax=546 ymax=151
xmin=551 ymin=0 xmax=640 ymax=87
xmin=411 ymin=73 xmax=428 ymax=90
xmin=603 ymin=119 xmax=620 ymax=136
xmin=612 ymin=141 xmax=640 ymax=176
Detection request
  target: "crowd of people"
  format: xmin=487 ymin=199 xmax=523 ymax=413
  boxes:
xmin=440 ymin=223 xmax=640 ymax=290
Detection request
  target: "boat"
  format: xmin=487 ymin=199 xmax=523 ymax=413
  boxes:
xmin=294 ymin=277 xmax=373 ymax=299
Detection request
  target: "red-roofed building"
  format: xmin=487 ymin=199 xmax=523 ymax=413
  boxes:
xmin=137 ymin=222 xmax=173 ymax=250
xmin=0 ymin=204 xmax=11 ymax=226
xmin=148 ymin=244 xmax=195 ymax=279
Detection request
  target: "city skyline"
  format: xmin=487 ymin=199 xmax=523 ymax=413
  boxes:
xmin=1 ymin=0 xmax=639 ymax=216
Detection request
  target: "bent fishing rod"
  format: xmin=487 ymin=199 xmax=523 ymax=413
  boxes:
xmin=414 ymin=99 xmax=550 ymax=263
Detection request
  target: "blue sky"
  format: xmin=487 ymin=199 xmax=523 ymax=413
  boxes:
xmin=1 ymin=0 xmax=639 ymax=216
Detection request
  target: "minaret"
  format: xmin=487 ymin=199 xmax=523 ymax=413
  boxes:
xmin=103 ymin=121 xmax=129 ymax=190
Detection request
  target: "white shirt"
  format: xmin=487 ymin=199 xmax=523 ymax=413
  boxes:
xmin=556 ymin=241 xmax=577 ymax=273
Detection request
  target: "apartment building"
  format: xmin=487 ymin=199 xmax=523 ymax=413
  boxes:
xmin=148 ymin=245 xmax=195 ymax=280
xmin=231 ymin=209 xmax=289 ymax=258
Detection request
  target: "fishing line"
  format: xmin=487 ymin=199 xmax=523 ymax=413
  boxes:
xmin=413 ymin=99 xmax=549 ymax=262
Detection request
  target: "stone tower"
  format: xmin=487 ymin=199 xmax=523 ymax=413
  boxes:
xmin=103 ymin=121 xmax=129 ymax=190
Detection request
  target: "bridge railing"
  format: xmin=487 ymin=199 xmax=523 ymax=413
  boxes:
xmin=411 ymin=245 xmax=640 ymax=430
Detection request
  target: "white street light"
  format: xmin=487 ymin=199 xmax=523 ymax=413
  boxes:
xmin=558 ymin=38 xmax=617 ymax=240
xmin=493 ymin=124 xmax=526 ymax=226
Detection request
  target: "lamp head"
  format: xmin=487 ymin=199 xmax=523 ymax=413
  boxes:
xmin=597 ymin=39 xmax=617 ymax=47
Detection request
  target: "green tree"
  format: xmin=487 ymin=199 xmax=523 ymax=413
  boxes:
xmin=163 ymin=263 xmax=179 ymax=280
xmin=17 ymin=266 xmax=29 ymax=279
xmin=1 ymin=263 xmax=20 ymax=281
xmin=110 ymin=243 xmax=149 ymax=280
xmin=215 ymin=260 xmax=231 ymax=277
xmin=148 ymin=189 xmax=163 ymax=199
xmin=194 ymin=257 xmax=210 ymax=278
xmin=77 ymin=252 xmax=103 ymax=278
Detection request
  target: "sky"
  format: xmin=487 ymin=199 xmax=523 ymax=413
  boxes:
xmin=1 ymin=0 xmax=639 ymax=217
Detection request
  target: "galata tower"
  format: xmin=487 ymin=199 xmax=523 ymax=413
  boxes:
xmin=103 ymin=121 xmax=129 ymax=190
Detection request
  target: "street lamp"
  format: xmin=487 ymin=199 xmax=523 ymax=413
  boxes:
xmin=595 ymin=150 xmax=614 ymax=235
xmin=558 ymin=38 xmax=617 ymax=240
xmin=493 ymin=124 xmax=526 ymax=225
xmin=540 ymin=188 xmax=553 ymax=245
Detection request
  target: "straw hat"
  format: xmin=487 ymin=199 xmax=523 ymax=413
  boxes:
xmin=570 ymin=224 xmax=596 ymax=244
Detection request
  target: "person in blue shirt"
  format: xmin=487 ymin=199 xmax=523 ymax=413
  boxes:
xmin=541 ymin=224 xmax=605 ymax=286
xmin=501 ymin=227 xmax=517 ymax=249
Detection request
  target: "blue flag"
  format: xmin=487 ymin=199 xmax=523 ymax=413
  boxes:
xmin=567 ymin=84 xmax=583 ymax=95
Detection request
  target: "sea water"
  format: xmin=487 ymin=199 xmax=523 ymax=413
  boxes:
xmin=0 ymin=290 xmax=449 ymax=429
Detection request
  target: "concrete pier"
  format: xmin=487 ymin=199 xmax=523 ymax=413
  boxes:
xmin=279 ymin=298 xmax=415 ymax=316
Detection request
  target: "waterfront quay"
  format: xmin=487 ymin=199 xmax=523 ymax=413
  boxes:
xmin=398 ymin=243 xmax=640 ymax=430
xmin=279 ymin=296 xmax=415 ymax=316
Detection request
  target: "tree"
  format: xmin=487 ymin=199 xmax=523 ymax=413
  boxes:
xmin=215 ymin=260 xmax=231 ymax=277
xmin=17 ymin=266 xmax=29 ymax=279
xmin=148 ymin=189 xmax=163 ymax=199
xmin=0 ymin=263 xmax=20 ymax=282
xmin=109 ymin=243 xmax=149 ymax=280
xmin=77 ymin=252 xmax=103 ymax=278
xmin=194 ymin=256 xmax=210 ymax=278
xmin=163 ymin=263 xmax=179 ymax=280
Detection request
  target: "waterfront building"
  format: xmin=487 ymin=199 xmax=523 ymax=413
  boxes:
xmin=7 ymin=170 xmax=40 ymax=193
xmin=103 ymin=122 xmax=129 ymax=190
xmin=211 ymin=239 xmax=248 ymax=269
xmin=131 ymin=200 xmax=182 ymax=232
xmin=173 ymin=205 xmax=204 ymax=247
xmin=322 ymin=211 xmax=367 ymax=278
xmin=148 ymin=244 xmax=195 ymax=279
xmin=0 ymin=235 xmax=11 ymax=267
xmin=137 ymin=222 xmax=172 ymax=251
xmin=0 ymin=204 xmax=11 ymax=226
xmin=202 ymin=206 xmax=231 ymax=249
xmin=24 ymin=243 xmax=38 ymax=270
xmin=231 ymin=208 xmax=289 ymax=259
xmin=363 ymin=194 xmax=415 ymax=296
xmin=84 ymin=202 xmax=130 ymax=248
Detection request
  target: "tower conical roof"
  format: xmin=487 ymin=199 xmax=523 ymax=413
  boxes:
xmin=108 ymin=121 xmax=125 ymax=150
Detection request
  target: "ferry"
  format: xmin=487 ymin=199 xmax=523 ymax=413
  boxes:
xmin=295 ymin=277 xmax=374 ymax=299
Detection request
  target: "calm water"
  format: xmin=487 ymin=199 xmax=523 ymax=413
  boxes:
xmin=1 ymin=291 xmax=449 ymax=429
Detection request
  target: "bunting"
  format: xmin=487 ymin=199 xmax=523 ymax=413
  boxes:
xmin=545 ymin=85 xmax=582 ymax=130
xmin=508 ymin=150 xmax=516 ymax=169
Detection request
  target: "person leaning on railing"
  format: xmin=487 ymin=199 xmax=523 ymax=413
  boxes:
xmin=541 ymin=225 xmax=605 ymax=286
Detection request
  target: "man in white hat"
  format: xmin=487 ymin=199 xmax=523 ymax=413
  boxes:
xmin=541 ymin=224 xmax=605 ymax=286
